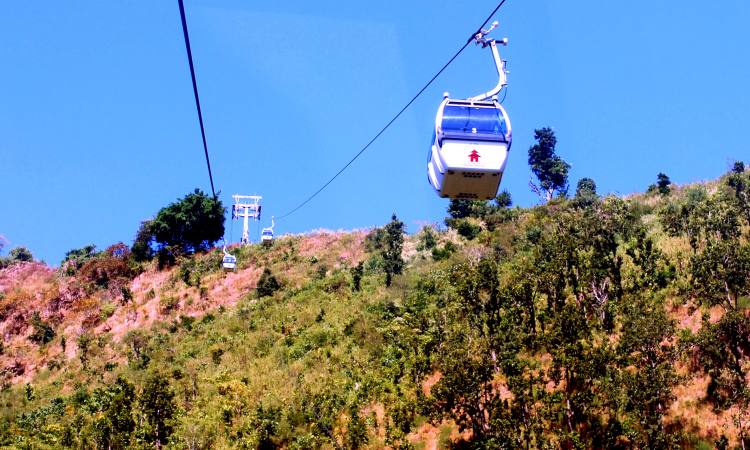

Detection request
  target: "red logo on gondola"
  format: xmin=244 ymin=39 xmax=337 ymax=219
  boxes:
xmin=469 ymin=150 xmax=480 ymax=162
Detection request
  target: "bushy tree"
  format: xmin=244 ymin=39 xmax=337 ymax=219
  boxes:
xmin=574 ymin=177 xmax=598 ymax=207
xmin=150 ymin=189 xmax=225 ymax=262
xmin=528 ymin=128 xmax=570 ymax=201
xmin=494 ymin=190 xmax=513 ymax=209
xmin=382 ymin=214 xmax=405 ymax=287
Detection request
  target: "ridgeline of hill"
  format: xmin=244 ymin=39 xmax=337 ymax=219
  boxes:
xmin=1 ymin=167 xmax=750 ymax=449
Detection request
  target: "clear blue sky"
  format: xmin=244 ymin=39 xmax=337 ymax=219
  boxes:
xmin=1 ymin=0 xmax=748 ymax=264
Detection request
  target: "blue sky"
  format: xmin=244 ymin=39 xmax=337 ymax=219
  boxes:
xmin=1 ymin=0 xmax=748 ymax=264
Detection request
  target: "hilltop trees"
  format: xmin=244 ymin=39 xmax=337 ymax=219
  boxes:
xmin=0 ymin=246 xmax=34 ymax=268
xmin=528 ymin=127 xmax=570 ymax=201
xmin=131 ymin=189 xmax=225 ymax=266
xmin=8 ymin=246 xmax=34 ymax=262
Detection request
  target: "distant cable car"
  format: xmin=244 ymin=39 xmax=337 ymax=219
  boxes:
xmin=427 ymin=22 xmax=512 ymax=200
xmin=222 ymin=247 xmax=236 ymax=270
xmin=261 ymin=217 xmax=275 ymax=245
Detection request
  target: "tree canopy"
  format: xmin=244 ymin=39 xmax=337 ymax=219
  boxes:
xmin=143 ymin=189 xmax=225 ymax=263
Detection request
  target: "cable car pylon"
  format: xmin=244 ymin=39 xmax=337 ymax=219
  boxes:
xmin=231 ymin=195 xmax=262 ymax=245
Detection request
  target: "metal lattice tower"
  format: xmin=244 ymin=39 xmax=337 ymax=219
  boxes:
xmin=231 ymin=195 xmax=262 ymax=245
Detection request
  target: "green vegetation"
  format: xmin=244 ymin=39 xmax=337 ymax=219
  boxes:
xmin=1 ymin=163 xmax=750 ymax=448
xmin=0 ymin=246 xmax=34 ymax=268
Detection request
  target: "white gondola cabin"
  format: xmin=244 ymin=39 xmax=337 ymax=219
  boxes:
xmin=222 ymin=247 xmax=237 ymax=270
xmin=261 ymin=217 xmax=275 ymax=245
xmin=427 ymin=22 xmax=512 ymax=200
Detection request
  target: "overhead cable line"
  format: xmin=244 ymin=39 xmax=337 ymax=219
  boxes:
xmin=177 ymin=0 xmax=217 ymax=199
xmin=277 ymin=0 xmax=509 ymax=219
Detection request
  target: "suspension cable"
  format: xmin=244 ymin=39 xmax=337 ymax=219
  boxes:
xmin=276 ymin=0 xmax=509 ymax=219
xmin=177 ymin=0 xmax=217 ymax=199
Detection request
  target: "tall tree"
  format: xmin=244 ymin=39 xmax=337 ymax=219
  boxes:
xmin=656 ymin=172 xmax=672 ymax=195
xmin=528 ymin=128 xmax=570 ymax=201
xmin=382 ymin=214 xmax=405 ymax=287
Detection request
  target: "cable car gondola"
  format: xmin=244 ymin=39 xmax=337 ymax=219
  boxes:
xmin=222 ymin=247 xmax=237 ymax=270
xmin=261 ymin=217 xmax=275 ymax=245
xmin=427 ymin=22 xmax=512 ymax=200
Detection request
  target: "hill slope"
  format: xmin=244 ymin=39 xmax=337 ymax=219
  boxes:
xmin=1 ymin=171 xmax=750 ymax=449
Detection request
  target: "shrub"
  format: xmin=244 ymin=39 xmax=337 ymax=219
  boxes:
xmin=160 ymin=296 xmax=179 ymax=314
xmin=417 ymin=227 xmax=437 ymax=251
xmin=62 ymin=245 xmax=97 ymax=275
xmin=432 ymin=242 xmax=456 ymax=261
xmin=99 ymin=302 xmax=117 ymax=321
xmin=454 ymin=219 xmax=482 ymax=240
xmin=29 ymin=311 xmax=55 ymax=345
xmin=78 ymin=243 xmax=134 ymax=290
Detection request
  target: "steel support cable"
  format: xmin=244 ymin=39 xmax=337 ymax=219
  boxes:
xmin=276 ymin=0 xmax=509 ymax=219
xmin=177 ymin=0 xmax=217 ymax=199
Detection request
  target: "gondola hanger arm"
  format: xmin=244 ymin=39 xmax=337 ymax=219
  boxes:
xmin=469 ymin=22 xmax=509 ymax=102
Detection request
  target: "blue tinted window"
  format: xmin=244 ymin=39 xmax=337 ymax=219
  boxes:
xmin=441 ymin=105 xmax=507 ymax=141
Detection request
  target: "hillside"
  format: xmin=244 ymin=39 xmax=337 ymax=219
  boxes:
xmin=1 ymin=169 xmax=750 ymax=449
